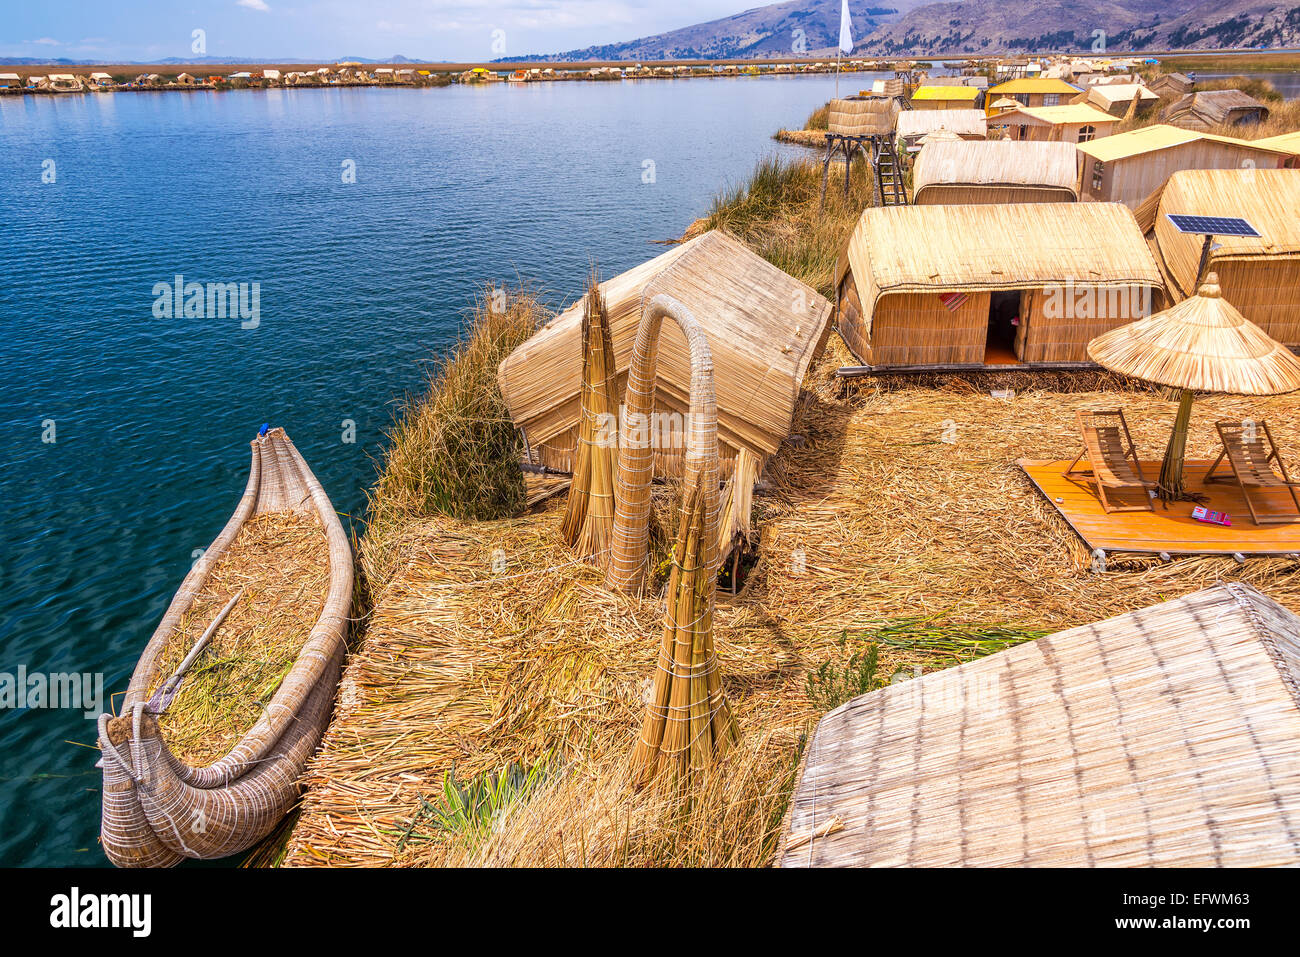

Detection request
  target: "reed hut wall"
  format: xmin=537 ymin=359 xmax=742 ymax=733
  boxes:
xmin=1148 ymin=169 xmax=1300 ymax=346
xmin=828 ymin=97 xmax=898 ymax=136
xmin=1082 ymin=139 xmax=1289 ymax=208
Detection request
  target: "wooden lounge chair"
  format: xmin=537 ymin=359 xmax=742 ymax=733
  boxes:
xmin=1205 ymin=419 xmax=1300 ymax=525
xmin=1064 ymin=409 xmax=1159 ymax=513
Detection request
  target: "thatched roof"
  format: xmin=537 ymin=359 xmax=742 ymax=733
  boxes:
xmin=896 ymin=109 xmax=986 ymax=141
xmin=827 ymin=97 xmax=898 ymax=136
xmin=1161 ymin=90 xmax=1271 ymax=131
xmin=987 ymin=103 xmax=1117 ymax=127
xmin=912 ymin=140 xmax=1079 ymax=198
xmin=1085 ymin=82 xmax=1159 ymax=114
xmin=1255 ymin=130 xmax=1300 ymax=156
xmin=834 ymin=203 xmax=1163 ymax=300
xmin=498 ymin=230 xmax=832 ymax=462
xmin=910 ymin=85 xmax=979 ymax=102
xmin=1142 ymin=168 xmax=1300 ymax=298
xmin=779 ymin=584 xmax=1300 ymax=866
xmin=1077 ymin=124 xmax=1291 ymax=164
xmin=1088 ymin=273 xmax=1300 ymax=395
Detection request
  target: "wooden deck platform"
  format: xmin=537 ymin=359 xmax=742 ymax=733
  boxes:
xmin=1020 ymin=458 xmax=1300 ymax=558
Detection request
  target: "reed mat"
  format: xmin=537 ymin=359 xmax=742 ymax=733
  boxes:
xmin=150 ymin=510 xmax=330 ymax=766
xmin=283 ymin=339 xmax=1300 ymax=867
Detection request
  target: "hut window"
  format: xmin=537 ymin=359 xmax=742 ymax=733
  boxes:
xmin=1091 ymin=160 xmax=1105 ymax=192
xmin=1042 ymin=94 xmax=1060 ymax=106
xmin=1078 ymin=124 xmax=1096 ymax=143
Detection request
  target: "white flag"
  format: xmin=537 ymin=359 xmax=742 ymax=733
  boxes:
xmin=839 ymin=0 xmax=853 ymax=54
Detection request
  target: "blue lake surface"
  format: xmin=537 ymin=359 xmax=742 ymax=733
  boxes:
xmin=0 ymin=73 xmax=868 ymax=866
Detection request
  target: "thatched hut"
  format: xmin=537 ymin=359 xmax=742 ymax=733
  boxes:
xmin=908 ymin=85 xmax=980 ymax=110
xmin=498 ymin=230 xmax=832 ymax=481
xmin=1139 ymin=168 xmax=1300 ymax=348
xmin=1083 ymin=82 xmax=1159 ymax=117
xmin=1161 ymin=89 xmax=1271 ymax=131
xmin=833 ymin=203 xmax=1164 ymax=369
xmin=911 ymin=140 xmax=1079 ymax=206
xmin=1148 ymin=72 xmax=1193 ymax=98
xmin=986 ymin=103 xmax=1117 ymax=143
xmin=1077 ymin=125 xmax=1292 ymax=208
xmin=779 ymin=584 xmax=1300 ymax=867
xmin=827 ymin=97 xmax=898 ymax=137
xmin=896 ymin=109 xmax=986 ymax=150
xmin=984 ymin=78 xmax=1080 ymax=115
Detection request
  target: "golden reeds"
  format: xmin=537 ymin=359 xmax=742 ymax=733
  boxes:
xmin=284 ymin=356 xmax=1300 ymax=867
xmin=560 ymin=277 xmax=618 ymax=563
xmin=151 ymin=510 xmax=330 ymax=765
xmin=631 ymin=475 xmax=739 ymax=788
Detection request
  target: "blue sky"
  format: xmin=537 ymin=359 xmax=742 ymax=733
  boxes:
xmin=3 ymin=0 xmax=761 ymax=61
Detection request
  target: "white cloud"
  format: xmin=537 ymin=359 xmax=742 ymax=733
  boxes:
xmin=237 ymin=0 xmax=271 ymax=11
xmin=29 ymin=37 xmax=61 ymax=45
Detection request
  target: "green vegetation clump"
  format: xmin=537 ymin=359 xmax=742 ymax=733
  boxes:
xmin=806 ymin=618 xmax=1047 ymax=713
xmin=372 ymin=287 xmax=542 ymax=525
xmin=694 ymin=154 xmax=873 ymax=298
xmin=397 ymin=756 xmax=553 ymax=849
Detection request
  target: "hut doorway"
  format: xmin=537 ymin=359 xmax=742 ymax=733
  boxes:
xmin=985 ymin=290 xmax=1022 ymax=365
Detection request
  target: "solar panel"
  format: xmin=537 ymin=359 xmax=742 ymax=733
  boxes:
xmin=1166 ymin=214 xmax=1260 ymax=238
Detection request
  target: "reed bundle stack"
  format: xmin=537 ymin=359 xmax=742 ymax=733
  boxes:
xmin=560 ymin=278 xmax=619 ymax=563
xmin=631 ymin=474 xmax=740 ymax=787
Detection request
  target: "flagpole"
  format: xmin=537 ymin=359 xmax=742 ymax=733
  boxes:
xmin=836 ymin=49 xmax=841 ymax=99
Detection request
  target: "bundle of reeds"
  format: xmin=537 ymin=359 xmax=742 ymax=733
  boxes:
xmin=631 ymin=474 xmax=739 ymax=788
xmin=560 ymin=277 xmax=618 ymax=563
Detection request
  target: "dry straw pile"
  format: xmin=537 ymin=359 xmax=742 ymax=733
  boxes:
xmin=152 ymin=511 xmax=329 ymax=765
xmin=284 ymin=332 xmax=1300 ymax=867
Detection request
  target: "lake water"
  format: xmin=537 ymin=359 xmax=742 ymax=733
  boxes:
xmin=0 ymin=72 xmax=873 ymax=867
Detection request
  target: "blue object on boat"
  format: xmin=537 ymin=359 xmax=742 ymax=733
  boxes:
xmin=259 ymin=423 xmax=271 ymax=437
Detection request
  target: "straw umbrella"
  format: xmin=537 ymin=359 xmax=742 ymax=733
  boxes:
xmin=1087 ymin=274 xmax=1300 ymax=501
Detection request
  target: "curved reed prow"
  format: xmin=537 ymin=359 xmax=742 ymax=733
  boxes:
xmin=604 ymin=293 xmax=738 ymax=786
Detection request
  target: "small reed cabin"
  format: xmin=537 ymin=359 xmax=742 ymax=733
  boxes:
xmin=827 ymin=96 xmax=899 ymax=137
xmin=1082 ymin=82 xmax=1160 ymax=117
xmin=779 ymin=584 xmax=1300 ymax=867
xmin=896 ymin=109 xmax=987 ymax=150
xmin=987 ymin=103 xmax=1117 ymax=143
xmin=1148 ymin=72 xmax=1193 ymax=98
xmin=1077 ymin=125 xmax=1293 ymax=208
xmin=911 ymin=140 xmax=1080 ymax=206
xmin=984 ymin=78 xmax=1081 ymax=115
xmin=833 ymin=203 xmax=1164 ymax=370
xmin=497 ymin=230 xmax=832 ymax=481
xmin=1139 ymin=168 xmax=1300 ymax=348
xmin=1160 ymin=89 xmax=1271 ymax=131
xmin=908 ymin=84 xmax=981 ymax=110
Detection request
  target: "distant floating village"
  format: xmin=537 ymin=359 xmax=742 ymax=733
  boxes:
xmin=0 ymin=53 xmax=1160 ymax=95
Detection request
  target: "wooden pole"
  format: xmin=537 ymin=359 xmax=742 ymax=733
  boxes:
xmin=1158 ymin=388 xmax=1195 ymax=502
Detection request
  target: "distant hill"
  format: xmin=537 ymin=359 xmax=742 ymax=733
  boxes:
xmin=858 ymin=0 xmax=1300 ymax=54
xmin=509 ymin=0 xmax=912 ymax=62
xmin=0 ymin=54 xmax=436 ymax=67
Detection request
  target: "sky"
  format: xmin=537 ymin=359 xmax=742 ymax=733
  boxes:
xmin=2 ymin=0 xmax=767 ymax=62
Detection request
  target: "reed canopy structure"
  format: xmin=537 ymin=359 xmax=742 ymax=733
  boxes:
xmin=1138 ymin=168 xmax=1300 ymax=349
xmin=780 ymin=584 xmax=1300 ymax=867
xmin=1087 ymin=273 xmax=1300 ymax=501
xmin=833 ymin=203 xmax=1164 ymax=370
xmin=911 ymin=140 xmax=1079 ymax=206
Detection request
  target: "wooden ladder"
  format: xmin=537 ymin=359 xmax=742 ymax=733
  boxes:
xmin=873 ymin=136 xmax=908 ymax=207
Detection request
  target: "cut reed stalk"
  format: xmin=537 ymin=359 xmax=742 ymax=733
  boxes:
xmin=561 ymin=276 xmax=619 ymax=563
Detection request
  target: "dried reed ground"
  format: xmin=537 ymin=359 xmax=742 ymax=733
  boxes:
xmin=284 ymin=328 xmax=1300 ymax=867
xmin=152 ymin=510 xmax=329 ymax=766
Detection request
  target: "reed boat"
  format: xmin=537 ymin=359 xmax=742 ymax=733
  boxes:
xmin=98 ymin=427 xmax=352 ymax=867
